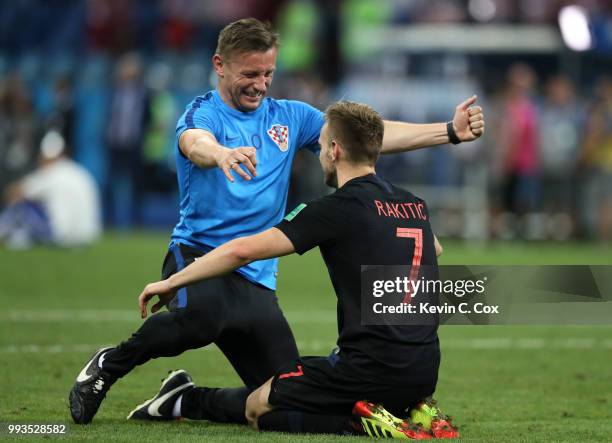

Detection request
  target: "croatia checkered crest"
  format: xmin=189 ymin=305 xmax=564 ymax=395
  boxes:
xmin=267 ymin=124 xmax=289 ymax=151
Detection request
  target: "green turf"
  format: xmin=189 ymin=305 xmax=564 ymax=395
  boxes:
xmin=1 ymin=233 xmax=611 ymax=442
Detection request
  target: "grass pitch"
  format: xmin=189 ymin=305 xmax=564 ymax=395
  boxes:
xmin=1 ymin=233 xmax=611 ymax=442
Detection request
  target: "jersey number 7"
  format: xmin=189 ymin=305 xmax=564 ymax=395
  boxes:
xmin=396 ymin=227 xmax=423 ymax=303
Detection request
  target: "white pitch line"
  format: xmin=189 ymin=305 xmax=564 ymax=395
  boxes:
xmin=2 ymin=338 xmax=612 ymax=354
xmin=3 ymin=310 xmax=137 ymax=322
xmin=0 ymin=342 xmax=332 ymax=354
xmin=0 ymin=344 xmax=102 ymax=354
xmin=442 ymin=338 xmax=612 ymax=350
xmin=1 ymin=309 xmax=337 ymax=324
xmin=6 ymin=310 xmax=612 ymax=327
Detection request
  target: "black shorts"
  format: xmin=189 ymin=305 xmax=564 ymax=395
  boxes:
xmin=268 ymin=351 xmax=436 ymax=418
xmin=162 ymin=242 xmax=299 ymax=388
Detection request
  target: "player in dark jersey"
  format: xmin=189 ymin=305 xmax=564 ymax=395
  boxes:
xmin=130 ymin=101 xmax=457 ymax=439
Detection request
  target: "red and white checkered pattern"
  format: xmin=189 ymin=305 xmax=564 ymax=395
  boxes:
xmin=267 ymin=125 xmax=289 ymax=151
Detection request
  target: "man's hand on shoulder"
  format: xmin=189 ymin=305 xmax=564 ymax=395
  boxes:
xmin=452 ymin=95 xmax=485 ymax=142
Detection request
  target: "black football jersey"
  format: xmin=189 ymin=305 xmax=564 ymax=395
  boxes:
xmin=276 ymin=174 xmax=439 ymax=384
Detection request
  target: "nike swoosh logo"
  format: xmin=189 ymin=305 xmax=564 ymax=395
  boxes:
xmin=147 ymin=382 xmax=194 ymax=416
xmin=76 ymin=352 xmax=100 ymax=382
xmin=76 ymin=364 xmax=93 ymax=383
xmin=76 ymin=348 xmax=110 ymax=383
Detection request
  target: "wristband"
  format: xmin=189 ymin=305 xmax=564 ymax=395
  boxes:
xmin=446 ymin=121 xmax=462 ymax=145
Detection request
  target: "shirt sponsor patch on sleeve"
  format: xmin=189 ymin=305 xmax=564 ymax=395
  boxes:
xmin=284 ymin=203 xmax=307 ymax=221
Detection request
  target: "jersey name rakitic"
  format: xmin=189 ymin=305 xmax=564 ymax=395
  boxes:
xmin=373 ymin=199 xmax=428 ymax=221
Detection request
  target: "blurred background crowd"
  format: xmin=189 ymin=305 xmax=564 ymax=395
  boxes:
xmin=0 ymin=0 xmax=611 ymax=248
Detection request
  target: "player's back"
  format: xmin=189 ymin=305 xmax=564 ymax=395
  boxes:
xmin=278 ymin=173 xmax=440 ymax=385
xmin=318 ymin=174 xmax=439 ymax=385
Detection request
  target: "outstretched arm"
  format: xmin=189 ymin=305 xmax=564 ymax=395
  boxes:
xmin=139 ymin=228 xmax=294 ymax=318
xmin=179 ymin=128 xmax=258 ymax=182
xmin=381 ymin=95 xmax=485 ymax=154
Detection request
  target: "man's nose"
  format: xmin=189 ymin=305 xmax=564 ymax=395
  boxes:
xmin=254 ymin=76 xmax=267 ymax=92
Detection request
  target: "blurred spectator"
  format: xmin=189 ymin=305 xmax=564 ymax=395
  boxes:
xmin=142 ymin=62 xmax=178 ymax=192
xmin=276 ymin=0 xmax=318 ymax=72
xmin=580 ymin=76 xmax=612 ymax=243
xmin=0 ymin=73 xmax=39 ymax=193
xmin=45 ymin=75 xmax=76 ymax=155
xmin=105 ymin=53 xmax=151 ymax=227
xmin=0 ymin=130 xmax=101 ymax=249
xmin=160 ymin=0 xmax=195 ymax=50
xmin=415 ymin=0 xmax=467 ymax=23
xmin=539 ymin=74 xmax=584 ymax=238
xmin=86 ymin=0 xmax=136 ymax=53
xmin=493 ymin=63 xmax=540 ymax=237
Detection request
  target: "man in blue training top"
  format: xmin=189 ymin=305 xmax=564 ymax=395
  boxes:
xmin=69 ymin=18 xmax=485 ymax=424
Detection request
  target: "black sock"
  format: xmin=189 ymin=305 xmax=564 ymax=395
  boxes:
xmin=180 ymin=387 xmax=251 ymax=424
xmin=258 ymin=410 xmax=358 ymax=435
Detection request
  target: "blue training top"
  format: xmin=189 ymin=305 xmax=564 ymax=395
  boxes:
xmin=171 ymin=89 xmax=324 ymax=290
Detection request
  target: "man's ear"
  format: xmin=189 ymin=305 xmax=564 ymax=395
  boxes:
xmin=212 ymin=54 xmax=224 ymax=77
xmin=331 ymin=141 xmax=342 ymax=162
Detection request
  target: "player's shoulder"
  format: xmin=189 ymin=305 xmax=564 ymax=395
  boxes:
xmin=310 ymin=188 xmax=359 ymax=217
xmin=268 ymin=97 xmax=321 ymax=114
xmin=181 ymin=91 xmax=216 ymax=114
xmin=187 ymin=91 xmax=214 ymax=107
xmin=299 ymin=189 xmax=354 ymax=216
